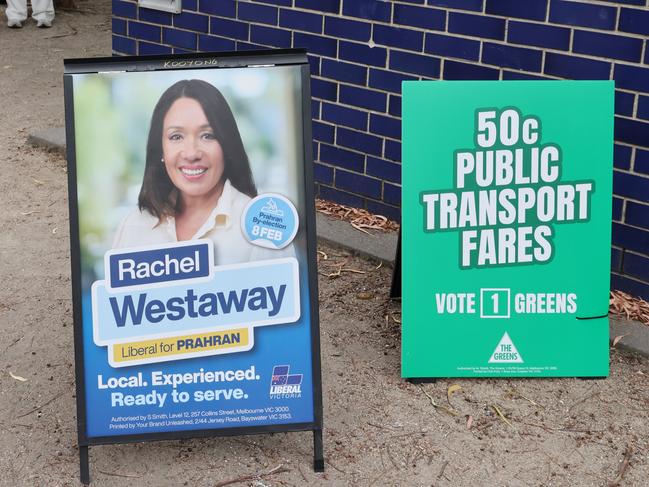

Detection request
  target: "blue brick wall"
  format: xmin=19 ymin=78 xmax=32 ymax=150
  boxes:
xmin=113 ymin=0 xmax=649 ymax=300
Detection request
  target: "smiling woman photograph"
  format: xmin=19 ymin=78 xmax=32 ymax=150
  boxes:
xmin=112 ymin=79 xmax=293 ymax=265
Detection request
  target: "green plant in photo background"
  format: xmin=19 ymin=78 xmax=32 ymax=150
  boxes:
xmin=73 ymin=67 xmax=302 ymax=285
xmin=74 ymin=75 xmax=129 ymax=285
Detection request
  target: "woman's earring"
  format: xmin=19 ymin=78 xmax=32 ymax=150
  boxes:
xmin=161 ymin=157 xmax=165 ymax=163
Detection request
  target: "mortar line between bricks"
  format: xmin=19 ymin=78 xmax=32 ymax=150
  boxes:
xmin=623 ymin=248 xmax=649 ymax=259
xmin=321 ymin=57 xmax=442 ymax=81
xmin=617 ymin=219 xmax=649 ymax=236
xmin=487 ymin=38 xmax=644 ymax=67
xmin=611 ymin=269 xmax=649 ymax=287
xmin=613 ymin=113 xmax=649 ymax=124
xmin=616 ymin=88 xmax=642 ymax=96
xmin=612 ymin=142 xmax=648 ymax=152
xmin=614 ymin=166 xmax=649 ymax=183
xmin=616 ymin=194 xmax=649 ymax=210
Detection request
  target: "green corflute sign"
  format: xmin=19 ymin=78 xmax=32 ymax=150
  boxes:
xmin=402 ymin=81 xmax=613 ymax=378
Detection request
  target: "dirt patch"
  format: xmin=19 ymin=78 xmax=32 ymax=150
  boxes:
xmin=1 ymin=2 xmax=649 ymax=486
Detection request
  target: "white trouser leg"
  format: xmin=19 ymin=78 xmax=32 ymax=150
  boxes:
xmin=31 ymin=0 xmax=55 ymax=23
xmin=6 ymin=0 xmax=28 ymax=23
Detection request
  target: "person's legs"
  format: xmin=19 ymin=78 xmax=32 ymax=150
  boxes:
xmin=31 ymin=0 xmax=54 ymax=26
xmin=6 ymin=0 xmax=27 ymax=27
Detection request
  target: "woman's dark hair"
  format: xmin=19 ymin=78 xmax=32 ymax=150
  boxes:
xmin=138 ymin=79 xmax=257 ymax=220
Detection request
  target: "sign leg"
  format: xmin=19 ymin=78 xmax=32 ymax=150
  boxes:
xmin=407 ymin=378 xmax=437 ymax=384
xmin=313 ymin=429 xmax=324 ymax=472
xmin=79 ymin=445 xmax=90 ymax=485
xmin=389 ymin=227 xmax=402 ymax=299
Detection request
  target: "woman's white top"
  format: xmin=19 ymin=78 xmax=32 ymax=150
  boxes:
xmin=112 ymin=179 xmax=293 ymax=265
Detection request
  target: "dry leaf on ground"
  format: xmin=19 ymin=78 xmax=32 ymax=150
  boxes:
xmin=9 ymin=372 xmax=27 ymax=382
xmin=447 ymin=384 xmax=462 ymax=402
xmin=612 ymin=334 xmax=630 ymax=347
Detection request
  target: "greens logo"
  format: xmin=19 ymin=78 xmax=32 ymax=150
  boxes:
xmin=421 ymin=107 xmax=594 ymax=269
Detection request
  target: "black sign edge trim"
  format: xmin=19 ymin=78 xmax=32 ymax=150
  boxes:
xmin=64 ymin=50 xmax=323 ymax=449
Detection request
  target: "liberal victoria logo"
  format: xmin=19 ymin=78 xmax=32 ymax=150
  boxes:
xmin=270 ymin=365 xmax=302 ymax=398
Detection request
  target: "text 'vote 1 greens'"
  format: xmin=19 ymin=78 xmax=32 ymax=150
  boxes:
xmin=402 ymin=81 xmax=613 ymax=378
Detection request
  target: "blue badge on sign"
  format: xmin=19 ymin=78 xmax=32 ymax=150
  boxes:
xmin=242 ymin=193 xmax=299 ymax=249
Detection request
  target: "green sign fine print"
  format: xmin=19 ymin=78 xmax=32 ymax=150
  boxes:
xmin=402 ymin=81 xmax=613 ymax=378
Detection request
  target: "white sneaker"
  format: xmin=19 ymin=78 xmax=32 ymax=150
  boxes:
xmin=7 ymin=20 xmax=22 ymax=28
xmin=37 ymin=20 xmax=52 ymax=28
